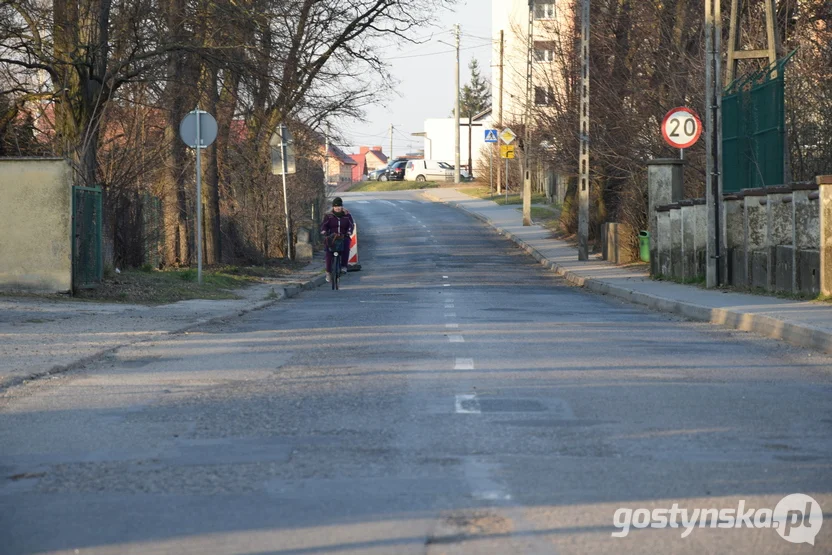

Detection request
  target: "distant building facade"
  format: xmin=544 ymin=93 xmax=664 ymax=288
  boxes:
xmin=492 ymin=0 xmax=572 ymax=126
xmin=418 ymin=108 xmax=493 ymax=176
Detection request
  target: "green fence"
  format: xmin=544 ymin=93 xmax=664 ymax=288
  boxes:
xmin=72 ymin=185 xmax=103 ymax=290
xmin=723 ymin=53 xmax=794 ymax=193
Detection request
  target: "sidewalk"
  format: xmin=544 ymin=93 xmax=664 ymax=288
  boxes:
xmin=424 ymin=188 xmax=832 ymax=355
xmin=0 ymin=255 xmax=326 ymax=390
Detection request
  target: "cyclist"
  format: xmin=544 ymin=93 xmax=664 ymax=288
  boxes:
xmin=319 ymin=197 xmax=354 ymax=283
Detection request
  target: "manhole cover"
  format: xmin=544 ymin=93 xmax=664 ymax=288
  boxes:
xmin=478 ymin=399 xmax=546 ymax=412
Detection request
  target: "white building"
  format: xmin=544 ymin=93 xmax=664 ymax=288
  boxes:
xmin=417 ymin=108 xmax=493 ymax=177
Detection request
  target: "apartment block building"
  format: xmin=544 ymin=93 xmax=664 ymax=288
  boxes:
xmin=491 ymin=0 xmax=572 ymax=127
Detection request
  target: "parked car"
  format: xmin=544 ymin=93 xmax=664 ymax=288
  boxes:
xmin=367 ymin=168 xmax=386 ymax=181
xmin=405 ymin=160 xmax=453 ymax=182
xmin=438 ymin=162 xmax=473 ymax=181
xmin=380 ymin=160 xmax=408 ymax=181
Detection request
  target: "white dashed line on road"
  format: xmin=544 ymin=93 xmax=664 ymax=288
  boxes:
xmin=443 ymin=284 xmax=451 ymax=287
xmin=448 ymin=335 xmax=465 ymax=343
xmin=444 ymin=312 xmax=456 ymax=317
xmin=445 ymin=323 xmax=459 ymax=329
xmin=455 ymin=358 xmax=474 ymax=370
xmin=444 ymin=304 xmax=455 ymax=309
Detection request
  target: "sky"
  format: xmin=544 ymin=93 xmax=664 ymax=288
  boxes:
xmin=338 ymin=1 xmax=493 ymax=158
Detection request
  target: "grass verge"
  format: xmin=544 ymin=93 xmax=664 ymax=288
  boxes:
xmin=73 ymin=268 xmax=260 ymax=305
xmin=349 ymin=180 xmax=441 ymax=192
xmin=458 ymin=186 xmax=547 ymax=206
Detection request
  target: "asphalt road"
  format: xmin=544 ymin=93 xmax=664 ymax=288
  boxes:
xmin=2 ymin=190 xmax=831 ymax=555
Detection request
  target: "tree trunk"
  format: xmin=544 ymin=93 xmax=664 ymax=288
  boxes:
xmin=160 ymin=0 xmax=193 ymax=266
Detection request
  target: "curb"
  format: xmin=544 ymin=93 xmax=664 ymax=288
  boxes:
xmin=0 ymin=272 xmax=328 ymax=393
xmin=423 ymin=191 xmax=832 ymax=355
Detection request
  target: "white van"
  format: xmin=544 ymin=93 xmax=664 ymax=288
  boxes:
xmin=405 ymin=160 xmax=453 ymax=182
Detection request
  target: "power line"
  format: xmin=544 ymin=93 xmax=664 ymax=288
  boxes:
xmin=386 ymin=43 xmax=491 ymax=60
xmin=463 ymin=33 xmax=498 ymax=42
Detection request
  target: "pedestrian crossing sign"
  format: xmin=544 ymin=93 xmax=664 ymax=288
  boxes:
xmin=484 ymin=129 xmax=498 ymax=143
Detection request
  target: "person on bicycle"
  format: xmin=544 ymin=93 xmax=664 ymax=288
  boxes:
xmin=320 ymin=197 xmax=354 ymax=283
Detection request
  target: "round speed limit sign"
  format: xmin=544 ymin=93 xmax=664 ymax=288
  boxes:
xmin=661 ymin=107 xmax=702 ymax=149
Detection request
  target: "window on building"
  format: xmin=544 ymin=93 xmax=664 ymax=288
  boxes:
xmin=534 ymin=85 xmax=554 ymax=106
xmin=534 ymin=2 xmax=556 ymax=20
xmin=534 ymin=41 xmax=555 ymax=62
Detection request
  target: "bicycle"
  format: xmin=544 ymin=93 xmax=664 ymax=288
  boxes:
xmin=326 ymin=234 xmax=345 ymax=290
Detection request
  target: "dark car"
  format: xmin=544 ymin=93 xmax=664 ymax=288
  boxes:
xmin=367 ymin=168 xmax=386 ymax=181
xmin=380 ymin=160 xmax=408 ymax=181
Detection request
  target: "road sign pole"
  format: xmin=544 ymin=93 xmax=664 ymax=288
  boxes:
xmin=490 ymin=144 xmax=494 ymax=194
xmin=195 ymin=109 xmax=203 ymax=285
xmin=505 ymin=158 xmax=508 ymax=202
xmin=179 ymin=108 xmax=217 ymax=285
xmin=484 ymin=129 xmax=498 ymax=194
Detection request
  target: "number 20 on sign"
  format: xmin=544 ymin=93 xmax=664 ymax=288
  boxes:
xmin=661 ymin=107 xmax=702 ymax=149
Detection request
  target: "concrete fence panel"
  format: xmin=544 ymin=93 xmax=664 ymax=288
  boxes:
xmin=0 ymin=158 xmax=72 ymax=293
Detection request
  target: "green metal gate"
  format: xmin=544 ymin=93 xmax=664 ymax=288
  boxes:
xmin=722 ymin=53 xmax=794 ymax=193
xmin=71 ymin=185 xmax=103 ymax=290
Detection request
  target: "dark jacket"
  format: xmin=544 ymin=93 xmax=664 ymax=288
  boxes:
xmin=320 ymin=209 xmax=354 ymax=238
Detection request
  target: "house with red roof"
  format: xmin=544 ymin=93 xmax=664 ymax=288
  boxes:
xmin=323 ymin=143 xmax=358 ymax=186
xmin=348 ymin=146 xmax=389 ymax=181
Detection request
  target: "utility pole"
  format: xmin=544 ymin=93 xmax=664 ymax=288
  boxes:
xmin=468 ymin=115 xmax=473 ymax=177
xmin=389 ymin=123 xmax=394 ymax=160
xmin=454 ymin=24 xmax=461 ymax=184
xmin=727 ymin=0 xmax=778 ymax=82
xmin=279 ymin=124 xmax=292 ymax=260
xmin=522 ymin=0 xmax=534 ymax=226
xmin=497 ymin=29 xmax=504 ymax=194
xmin=460 ymin=118 xmax=483 ymax=179
xmin=578 ymin=0 xmax=590 ymax=260
xmin=704 ymin=0 xmax=724 ymax=287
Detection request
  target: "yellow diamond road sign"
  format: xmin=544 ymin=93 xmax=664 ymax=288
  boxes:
xmin=500 ymin=145 xmax=515 ymax=159
xmin=500 ymin=128 xmax=516 ymax=144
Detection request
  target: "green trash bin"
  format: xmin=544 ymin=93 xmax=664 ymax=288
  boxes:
xmin=639 ymin=231 xmax=650 ymax=263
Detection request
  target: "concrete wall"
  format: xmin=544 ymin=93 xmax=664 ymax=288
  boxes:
xmin=793 ymin=186 xmax=819 ymax=295
xmin=766 ymin=187 xmax=792 ymax=292
xmin=669 ymin=207 xmax=683 ymax=279
xmin=744 ymin=191 xmax=768 ymax=289
xmin=0 ymin=158 xmax=72 ymax=292
xmin=820 ymin=176 xmax=832 ymax=296
xmin=656 ymin=209 xmax=671 ymax=277
xmin=649 ymin=179 xmax=823 ymax=295
xmin=647 ymin=159 xmax=684 ymax=276
xmin=724 ymin=196 xmax=745 ymax=285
